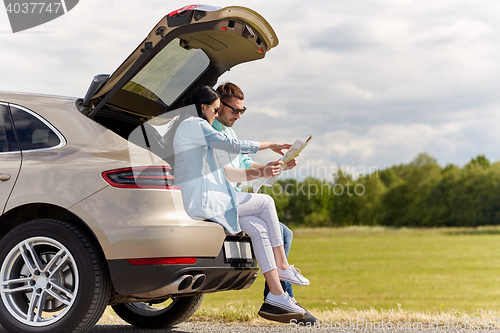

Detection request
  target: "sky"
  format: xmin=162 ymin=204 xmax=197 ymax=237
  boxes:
xmin=1 ymin=0 xmax=499 ymax=181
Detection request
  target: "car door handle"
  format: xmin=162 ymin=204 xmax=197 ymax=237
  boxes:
xmin=0 ymin=174 xmax=11 ymax=181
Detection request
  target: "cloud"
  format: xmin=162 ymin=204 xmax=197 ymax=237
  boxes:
xmin=308 ymin=21 xmax=377 ymax=52
xmin=415 ymin=20 xmax=494 ymax=47
xmin=250 ymin=106 xmax=289 ymax=118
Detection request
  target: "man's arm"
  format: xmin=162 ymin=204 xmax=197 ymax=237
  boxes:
xmin=241 ymin=153 xmax=261 ymax=169
xmin=250 ymin=159 xmax=297 ymax=170
xmin=248 ymin=162 xmax=265 ymax=169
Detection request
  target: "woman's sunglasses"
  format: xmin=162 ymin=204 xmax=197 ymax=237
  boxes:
xmin=206 ymin=104 xmax=219 ymax=113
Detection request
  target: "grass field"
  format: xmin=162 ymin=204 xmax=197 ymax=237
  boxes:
xmin=196 ymin=226 xmax=500 ymax=320
xmin=100 ymin=226 xmax=500 ymax=325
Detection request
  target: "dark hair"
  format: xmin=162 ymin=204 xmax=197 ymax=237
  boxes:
xmin=191 ymin=85 xmax=220 ymax=120
xmin=216 ymin=82 xmax=244 ymax=101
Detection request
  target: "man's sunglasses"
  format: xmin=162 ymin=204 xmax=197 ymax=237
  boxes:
xmin=221 ymin=101 xmax=246 ymax=115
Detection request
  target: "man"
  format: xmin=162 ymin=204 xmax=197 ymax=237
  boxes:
xmin=213 ymin=82 xmax=317 ymax=324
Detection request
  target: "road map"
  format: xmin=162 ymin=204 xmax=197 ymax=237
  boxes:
xmin=253 ymin=135 xmax=312 ymax=193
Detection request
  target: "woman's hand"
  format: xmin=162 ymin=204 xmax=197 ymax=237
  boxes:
xmin=270 ymin=143 xmax=291 ymax=156
xmin=262 ymin=160 xmax=284 ymax=178
xmin=258 ymin=142 xmax=291 ymax=155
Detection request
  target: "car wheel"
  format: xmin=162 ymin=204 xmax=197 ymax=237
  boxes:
xmin=0 ymin=219 xmax=109 ymax=333
xmin=112 ymin=294 xmax=204 ymax=328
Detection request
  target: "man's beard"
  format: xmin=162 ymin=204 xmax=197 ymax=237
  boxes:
xmin=219 ymin=117 xmax=234 ymax=127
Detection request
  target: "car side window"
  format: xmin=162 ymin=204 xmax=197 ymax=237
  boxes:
xmin=0 ymin=104 xmax=19 ymax=153
xmin=10 ymin=106 xmax=61 ymax=151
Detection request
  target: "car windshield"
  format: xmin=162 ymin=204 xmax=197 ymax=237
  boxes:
xmin=122 ymin=38 xmax=210 ymax=106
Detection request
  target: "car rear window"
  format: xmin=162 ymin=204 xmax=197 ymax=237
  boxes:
xmin=10 ymin=106 xmax=61 ymax=151
xmin=122 ymin=38 xmax=210 ymax=106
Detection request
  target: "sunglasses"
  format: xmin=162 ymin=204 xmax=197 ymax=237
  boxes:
xmin=206 ymin=104 xmax=219 ymax=113
xmin=221 ymin=101 xmax=246 ymax=115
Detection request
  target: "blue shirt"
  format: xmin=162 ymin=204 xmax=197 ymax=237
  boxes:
xmin=173 ymin=116 xmax=259 ymax=234
xmin=212 ymin=119 xmax=255 ymax=192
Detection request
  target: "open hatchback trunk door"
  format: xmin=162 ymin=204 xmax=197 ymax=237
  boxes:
xmin=78 ymin=5 xmax=278 ymax=138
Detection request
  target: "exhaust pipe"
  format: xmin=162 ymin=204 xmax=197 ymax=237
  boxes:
xmin=174 ymin=275 xmax=193 ymax=292
xmin=138 ymin=273 xmax=206 ymax=297
xmin=174 ymin=274 xmax=206 ymax=292
xmin=191 ymin=274 xmax=206 ymax=291
xmin=130 ymin=274 xmax=204 ymax=298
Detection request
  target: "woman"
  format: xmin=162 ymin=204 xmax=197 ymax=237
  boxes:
xmin=173 ymin=85 xmax=308 ymax=315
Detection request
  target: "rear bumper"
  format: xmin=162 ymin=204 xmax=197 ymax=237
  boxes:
xmin=108 ymin=236 xmax=259 ymax=299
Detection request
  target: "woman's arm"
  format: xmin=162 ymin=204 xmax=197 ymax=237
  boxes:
xmin=198 ymin=120 xmax=259 ymax=154
xmin=197 ymin=119 xmax=292 ymax=156
xmin=225 ymin=161 xmax=283 ymax=182
xmin=190 ymin=119 xmax=293 ymax=158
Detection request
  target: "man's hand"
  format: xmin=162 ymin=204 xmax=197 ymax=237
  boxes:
xmin=270 ymin=143 xmax=291 ymax=156
xmin=284 ymin=158 xmax=297 ymax=170
xmin=262 ymin=160 xmax=284 ymax=178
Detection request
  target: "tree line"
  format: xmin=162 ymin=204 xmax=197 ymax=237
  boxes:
xmin=256 ymin=153 xmax=500 ymax=227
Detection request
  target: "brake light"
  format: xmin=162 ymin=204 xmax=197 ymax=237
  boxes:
xmin=127 ymin=257 xmax=197 ymax=265
xmin=102 ymin=166 xmax=179 ymax=190
xmin=168 ymin=5 xmax=201 ymax=17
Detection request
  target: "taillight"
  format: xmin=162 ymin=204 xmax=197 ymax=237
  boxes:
xmin=127 ymin=257 xmax=197 ymax=265
xmin=167 ymin=5 xmax=221 ymax=17
xmin=102 ymin=166 xmax=179 ymax=190
xmin=167 ymin=5 xmax=200 ymax=17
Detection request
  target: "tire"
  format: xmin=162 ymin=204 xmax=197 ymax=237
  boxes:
xmin=112 ymin=294 xmax=204 ymax=328
xmin=0 ymin=219 xmax=109 ymax=333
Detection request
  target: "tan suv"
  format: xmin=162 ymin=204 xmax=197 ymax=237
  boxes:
xmin=0 ymin=5 xmax=278 ymax=333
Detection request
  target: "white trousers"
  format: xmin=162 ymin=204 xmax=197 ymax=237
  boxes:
xmin=237 ymin=192 xmax=283 ymax=274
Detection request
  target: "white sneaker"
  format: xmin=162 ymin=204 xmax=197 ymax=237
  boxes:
xmin=278 ymin=265 xmax=309 ymax=285
xmin=264 ymin=292 xmax=305 ymax=314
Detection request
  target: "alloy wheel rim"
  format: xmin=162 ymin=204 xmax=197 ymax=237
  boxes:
xmin=0 ymin=237 xmax=79 ymax=326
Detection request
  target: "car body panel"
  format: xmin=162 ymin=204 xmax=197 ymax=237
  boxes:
xmin=0 ymin=153 xmax=21 ymax=213
xmin=69 ymin=186 xmax=226 ymax=260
